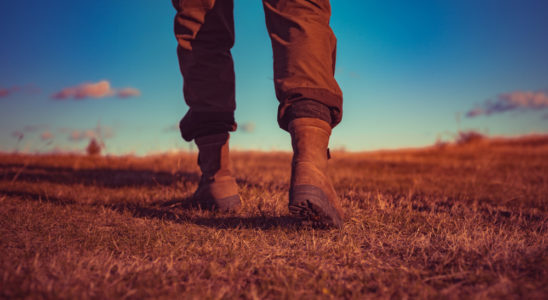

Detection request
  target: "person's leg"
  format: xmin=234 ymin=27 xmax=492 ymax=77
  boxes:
xmin=263 ymin=0 xmax=344 ymax=227
xmin=173 ymin=0 xmax=240 ymax=212
xmin=173 ymin=0 xmax=237 ymax=141
xmin=262 ymin=0 xmax=343 ymax=131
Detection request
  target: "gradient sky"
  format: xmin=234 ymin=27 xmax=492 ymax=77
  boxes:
xmin=1 ymin=0 xmax=548 ymax=155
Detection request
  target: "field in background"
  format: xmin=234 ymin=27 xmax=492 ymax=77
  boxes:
xmin=1 ymin=136 xmax=547 ymax=299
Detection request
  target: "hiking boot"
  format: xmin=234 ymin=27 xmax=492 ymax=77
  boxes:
xmin=192 ymin=133 xmax=241 ymax=212
xmin=288 ymin=118 xmax=344 ymax=228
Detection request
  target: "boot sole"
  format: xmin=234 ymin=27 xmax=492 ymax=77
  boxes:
xmin=289 ymin=185 xmax=343 ymax=228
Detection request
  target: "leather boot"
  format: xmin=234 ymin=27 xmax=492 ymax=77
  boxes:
xmin=288 ymin=118 xmax=344 ymax=228
xmin=192 ymin=133 xmax=241 ymax=212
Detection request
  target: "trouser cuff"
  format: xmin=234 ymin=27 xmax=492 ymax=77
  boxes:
xmin=279 ymin=99 xmax=332 ymax=131
xmin=277 ymin=88 xmax=342 ymax=131
xmin=180 ymin=110 xmax=236 ymax=142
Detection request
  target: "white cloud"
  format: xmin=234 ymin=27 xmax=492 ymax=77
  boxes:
xmin=467 ymin=90 xmax=548 ymax=117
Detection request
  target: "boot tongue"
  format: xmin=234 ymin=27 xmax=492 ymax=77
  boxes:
xmin=195 ymin=133 xmax=233 ymax=180
xmin=195 ymin=132 xmax=229 ymax=146
xmin=200 ymin=152 xmax=231 ymax=182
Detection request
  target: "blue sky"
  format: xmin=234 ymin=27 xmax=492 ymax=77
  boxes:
xmin=1 ymin=0 xmax=547 ymax=155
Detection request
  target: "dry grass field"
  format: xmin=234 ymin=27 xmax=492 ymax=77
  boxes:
xmin=1 ymin=136 xmax=547 ymax=299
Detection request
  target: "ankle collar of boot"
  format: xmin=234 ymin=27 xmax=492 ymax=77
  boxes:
xmin=288 ymin=118 xmax=332 ymax=133
xmin=195 ymin=132 xmax=230 ymax=146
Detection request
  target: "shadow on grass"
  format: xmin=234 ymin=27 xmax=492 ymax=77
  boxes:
xmin=109 ymin=197 xmax=304 ymax=230
xmin=0 ymin=161 xmax=306 ymax=229
xmin=1 ymin=163 xmax=288 ymax=191
xmin=0 ymin=189 xmax=304 ymax=230
xmin=0 ymin=164 xmax=199 ymax=188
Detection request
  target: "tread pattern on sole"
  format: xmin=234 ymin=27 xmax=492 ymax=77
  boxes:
xmin=289 ymin=185 xmax=342 ymax=228
xmin=289 ymin=201 xmax=333 ymax=228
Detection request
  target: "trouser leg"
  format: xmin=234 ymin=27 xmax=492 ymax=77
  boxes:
xmin=173 ymin=0 xmax=236 ymax=141
xmin=263 ymin=0 xmax=343 ymax=131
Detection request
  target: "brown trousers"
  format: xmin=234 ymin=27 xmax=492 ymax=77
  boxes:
xmin=173 ymin=0 xmax=342 ymax=141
